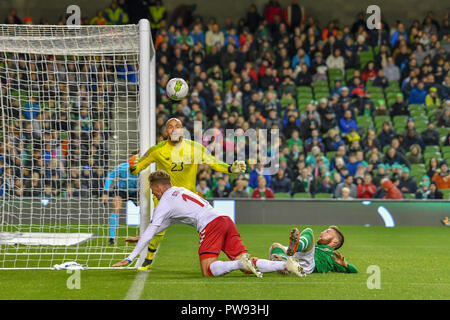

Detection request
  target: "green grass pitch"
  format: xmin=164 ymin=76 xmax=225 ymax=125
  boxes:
xmin=0 ymin=224 xmax=449 ymax=300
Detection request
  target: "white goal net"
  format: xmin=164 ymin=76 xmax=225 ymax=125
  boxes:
xmin=0 ymin=22 xmax=154 ymax=269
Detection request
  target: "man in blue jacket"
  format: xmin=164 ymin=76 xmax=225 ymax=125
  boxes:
xmin=409 ymin=81 xmax=427 ymax=105
xmin=339 ymin=110 xmax=358 ymax=135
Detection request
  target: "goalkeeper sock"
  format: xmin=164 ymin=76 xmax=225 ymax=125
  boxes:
xmin=296 ymin=228 xmax=314 ymax=253
xmin=253 ymin=258 xmax=287 ymax=273
xmin=208 ymin=260 xmax=241 ymax=276
xmin=146 ymin=231 xmax=165 ymax=260
xmin=109 ymin=213 xmax=119 ymax=239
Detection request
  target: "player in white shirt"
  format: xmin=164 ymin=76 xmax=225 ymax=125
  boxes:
xmin=112 ymin=170 xmax=306 ymax=278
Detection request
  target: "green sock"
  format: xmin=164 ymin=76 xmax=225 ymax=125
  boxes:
xmin=271 ymin=247 xmax=288 ymax=261
xmin=296 ymin=228 xmax=314 ymax=253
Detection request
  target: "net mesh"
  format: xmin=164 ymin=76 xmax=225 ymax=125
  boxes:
xmin=0 ymin=24 xmax=143 ymax=269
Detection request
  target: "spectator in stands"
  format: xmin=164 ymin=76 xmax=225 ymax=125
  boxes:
xmin=425 ymin=87 xmax=441 ymax=107
xmin=249 ymin=161 xmax=272 ymax=189
xmin=398 ymin=167 xmax=417 ymax=194
xmin=104 ymin=1 xmax=129 ymax=25
xmin=409 ymin=81 xmax=427 ymax=105
xmin=380 ymin=178 xmax=404 ymax=199
xmin=206 ymin=23 xmax=225 ymax=49
xmin=378 ymin=121 xmax=397 ymax=148
xmin=427 ymin=157 xmax=440 ymax=180
xmin=372 ymin=69 xmax=389 ymax=88
xmin=437 ymin=106 xmax=450 ymax=128
xmin=196 ymin=178 xmax=212 ymax=198
xmin=356 ymin=172 xmax=377 ymax=199
xmin=421 ymin=122 xmax=440 ymax=146
xmin=362 ymin=128 xmax=381 ymax=153
xmin=272 ymin=167 xmax=292 ymax=194
xmin=251 ymin=175 xmax=274 ymax=199
xmin=292 ymin=167 xmax=315 ymax=195
xmin=390 ymin=93 xmax=409 ymax=117
xmin=295 ymin=63 xmax=313 ymax=86
xmin=320 ymin=107 xmax=337 ymax=135
xmin=415 ymin=179 xmax=431 ymax=199
xmin=407 ymin=144 xmax=424 ymax=164
xmin=4 ymin=8 xmax=22 ymax=24
xmin=361 ymin=61 xmax=377 ymax=83
xmin=339 ymin=109 xmax=358 ymax=135
xmin=427 ymin=181 xmax=444 ymax=199
xmin=245 ymin=4 xmax=261 ymax=33
xmin=338 ymin=187 xmax=353 ymax=200
xmin=383 ymin=147 xmax=410 ymax=168
xmin=212 ymin=177 xmax=231 ymax=198
xmin=90 ymin=10 xmax=107 ymax=25
xmin=334 ymin=174 xmax=357 ymax=199
xmin=432 ymin=161 xmax=450 ymax=190
xmin=229 ymin=177 xmax=250 ymax=198
xmin=383 ymin=56 xmax=401 ymax=82
xmin=326 ymin=48 xmax=345 ymax=76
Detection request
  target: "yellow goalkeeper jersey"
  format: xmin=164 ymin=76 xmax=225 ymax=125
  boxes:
xmin=130 ymin=138 xmax=231 ymax=193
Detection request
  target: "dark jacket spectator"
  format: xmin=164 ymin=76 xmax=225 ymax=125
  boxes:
xmin=398 ymin=169 xmax=417 ymax=194
xmin=421 ymin=123 xmax=440 ymax=146
xmin=272 ymin=168 xmax=292 ymax=193
xmin=377 ymin=122 xmax=397 ymax=148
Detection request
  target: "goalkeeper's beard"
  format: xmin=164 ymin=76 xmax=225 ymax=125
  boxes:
xmin=169 ymin=132 xmax=182 ymax=143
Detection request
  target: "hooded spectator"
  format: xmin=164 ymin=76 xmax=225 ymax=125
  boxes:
xmin=381 ymin=178 xmax=403 ymax=199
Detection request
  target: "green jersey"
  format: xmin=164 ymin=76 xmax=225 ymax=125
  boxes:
xmin=313 ymin=244 xmax=358 ymax=273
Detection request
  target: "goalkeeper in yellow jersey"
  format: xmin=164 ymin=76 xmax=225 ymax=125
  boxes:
xmin=126 ymin=118 xmax=246 ymax=270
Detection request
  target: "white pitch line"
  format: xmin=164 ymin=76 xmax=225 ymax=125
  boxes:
xmin=124 ymin=271 xmax=150 ymax=300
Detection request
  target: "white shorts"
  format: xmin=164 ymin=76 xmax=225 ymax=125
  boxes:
xmin=283 ymin=245 xmax=316 ymax=274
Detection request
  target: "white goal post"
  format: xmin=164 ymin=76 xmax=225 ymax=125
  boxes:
xmin=0 ymin=20 xmax=155 ymax=269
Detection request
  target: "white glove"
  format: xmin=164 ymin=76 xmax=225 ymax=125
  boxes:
xmin=230 ymin=160 xmax=246 ymax=173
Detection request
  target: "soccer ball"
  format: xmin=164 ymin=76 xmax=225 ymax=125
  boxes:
xmin=166 ymin=78 xmax=189 ymax=101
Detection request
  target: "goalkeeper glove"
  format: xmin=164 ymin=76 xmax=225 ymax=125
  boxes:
xmin=128 ymin=154 xmax=139 ymax=172
xmin=229 ymin=160 xmax=246 ymax=173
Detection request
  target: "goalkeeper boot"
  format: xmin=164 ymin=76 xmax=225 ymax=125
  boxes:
xmin=270 ymin=254 xmax=289 ymax=275
xmin=287 ymin=227 xmax=300 ymax=256
xmin=239 ymin=253 xmax=262 ymax=278
xmin=137 ymin=259 xmax=153 ymax=271
xmin=441 ymin=217 xmax=450 ymax=227
xmin=286 ymin=256 xmax=306 ymax=278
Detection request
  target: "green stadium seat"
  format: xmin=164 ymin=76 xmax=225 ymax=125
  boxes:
xmin=404 ymin=193 xmax=416 ymax=199
xmin=281 ymin=97 xmax=296 ymax=108
xmin=313 ymin=81 xmax=328 ymax=88
xmin=314 ymin=193 xmax=333 ymax=199
xmin=425 ymin=146 xmax=440 ymax=153
xmin=297 ymin=86 xmax=312 ymax=93
xmin=293 ymin=192 xmax=312 ymax=199
xmin=441 ymin=189 xmax=450 ymax=200
xmin=274 ymin=192 xmax=292 ymax=199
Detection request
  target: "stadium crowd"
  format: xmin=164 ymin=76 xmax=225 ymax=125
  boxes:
xmin=1 ymin=0 xmax=450 ymax=201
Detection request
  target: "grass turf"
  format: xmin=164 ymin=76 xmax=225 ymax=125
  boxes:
xmin=0 ymin=224 xmax=449 ymax=300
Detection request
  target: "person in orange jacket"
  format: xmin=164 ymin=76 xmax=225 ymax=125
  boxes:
xmin=381 ymin=178 xmax=404 ymax=199
xmin=432 ymin=161 xmax=450 ymax=190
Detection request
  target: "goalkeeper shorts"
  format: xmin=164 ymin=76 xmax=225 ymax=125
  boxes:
xmin=198 ymin=216 xmax=247 ymax=261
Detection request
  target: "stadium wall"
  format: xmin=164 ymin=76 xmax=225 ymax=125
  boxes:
xmin=2 ymin=199 xmax=448 ymax=227
xmin=1 ymin=0 xmax=446 ymax=26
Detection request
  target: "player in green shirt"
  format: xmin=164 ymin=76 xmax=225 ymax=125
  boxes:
xmin=269 ymin=226 xmax=358 ymax=274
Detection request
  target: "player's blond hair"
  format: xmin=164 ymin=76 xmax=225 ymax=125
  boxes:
xmin=149 ymin=170 xmax=172 ymax=186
